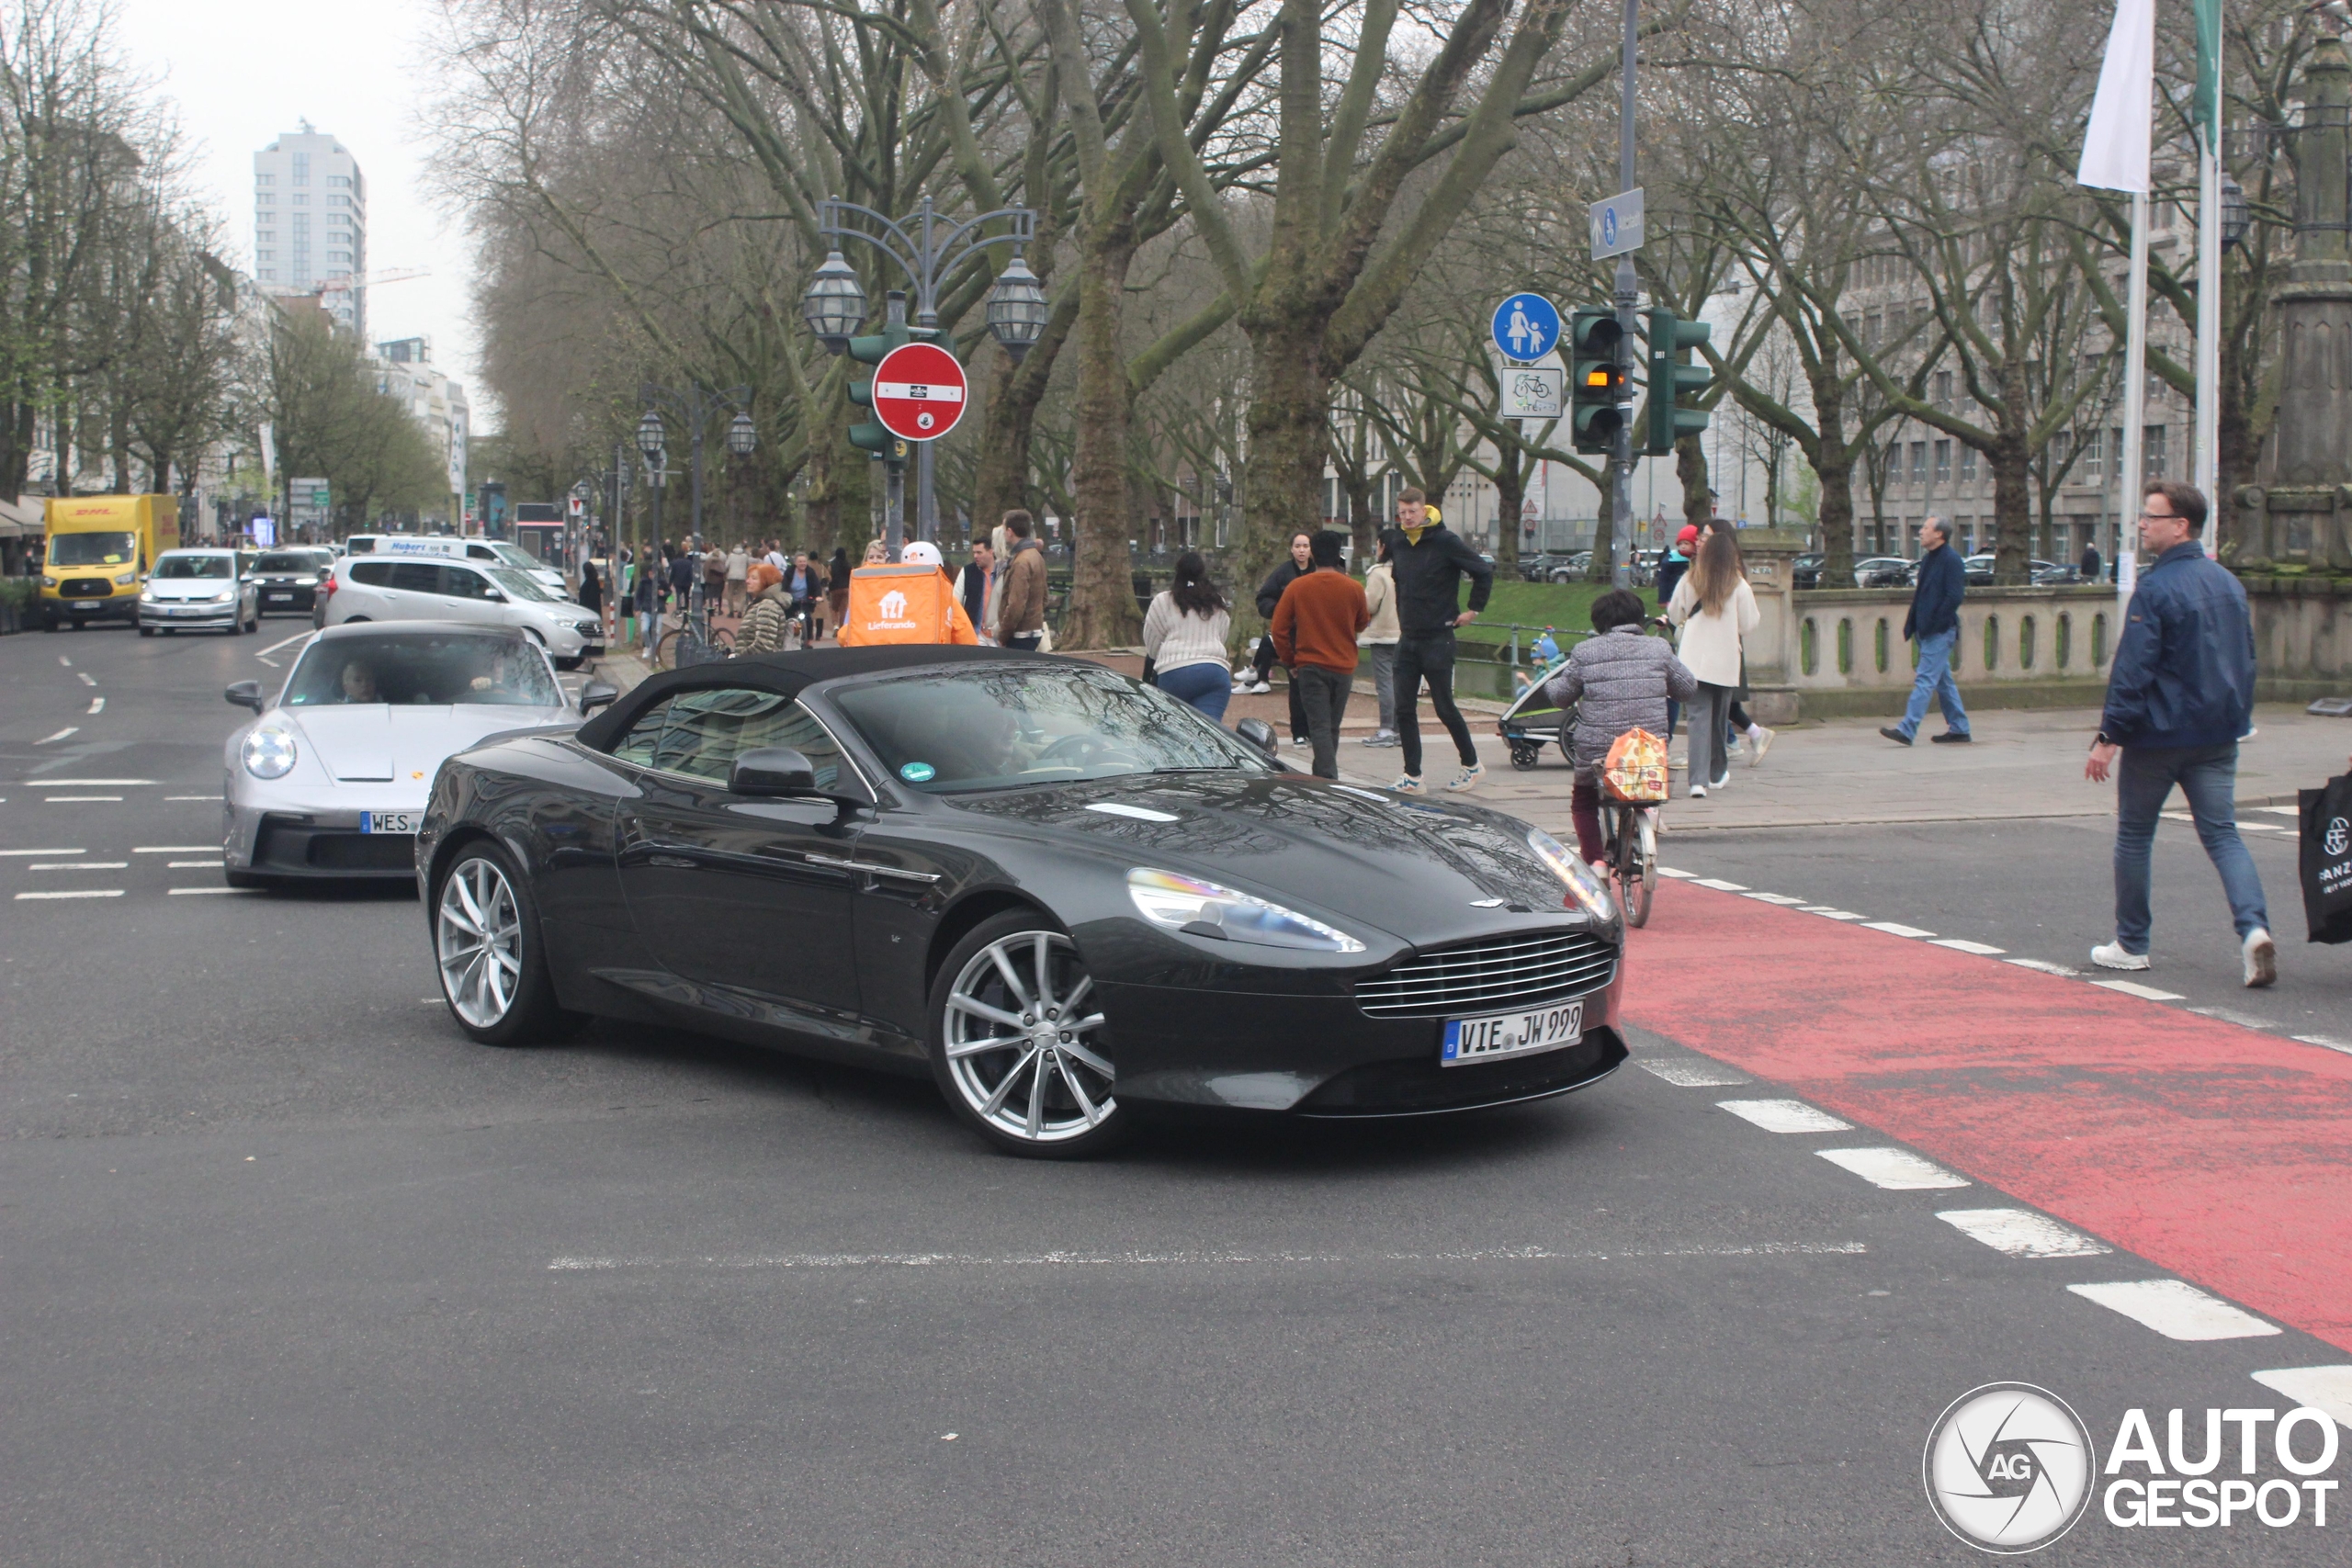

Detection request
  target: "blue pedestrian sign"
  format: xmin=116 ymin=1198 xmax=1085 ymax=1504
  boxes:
xmin=1491 ymin=293 xmax=1562 ymax=364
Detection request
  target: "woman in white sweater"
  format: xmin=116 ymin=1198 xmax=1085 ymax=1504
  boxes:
xmin=1666 ymin=525 xmax=1759 ymax=797
xmin=1143 ymin=551 xmax=1234 ymax=720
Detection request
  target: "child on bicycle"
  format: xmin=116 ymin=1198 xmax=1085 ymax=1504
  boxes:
xmin=1543 ymin=588 xmax=1697 ymax=868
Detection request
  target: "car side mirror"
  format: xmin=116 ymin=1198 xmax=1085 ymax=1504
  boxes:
xmin=1234 ymin=716 xmax=1281 ymax=761
xmin=729 ymin=746 xmax=818 ymax=796
xmin=225 ymin=680 xmax=264 ymax=712
xmin=484 ymin=589 xmax=506 ymax=603
xmin=579 ymin=681 xmax=618 ymax=716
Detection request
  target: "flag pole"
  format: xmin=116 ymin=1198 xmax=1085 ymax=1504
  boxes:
xmin=2191 ymin=0 xmax=2223 ymax=557
xmin=2118 ymin=189 xmax=2148 ymax=607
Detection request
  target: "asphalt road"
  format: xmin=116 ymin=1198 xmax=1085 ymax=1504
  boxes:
xmin=3 ymin=620 xmax=2343 ymax=1566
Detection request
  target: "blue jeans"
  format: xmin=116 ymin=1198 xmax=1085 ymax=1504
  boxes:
xmin=1894 ymin=627 xmax=1969 ymax=739
xmin=2113 ymin=742 xmax=2269 ymax=953
xmin=1156 ymin=660 xmax=1231 ymax=722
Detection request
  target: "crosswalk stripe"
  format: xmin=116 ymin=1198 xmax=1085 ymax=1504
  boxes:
xmin=1815 ymin=1147 xmax=1969 ymax=1190
xmin=2248 ymin=1367 xmax=2352 ymax=1430
xmin=2068 ymin=1280 xmax=2278 ymax=1341
xmin=2089 ymin=978 xmax=2184 ymax=1001
xmin=1929 ymin=938 xmax=2005 ymax=955
xmin=1936 ymin=1208 xmax=2109 ymax=1258
xmin=1717 ymin=1099 xmax=1850 ymax=1134
xmin=1636 ymin=1059 xmax=1750 ymax=1088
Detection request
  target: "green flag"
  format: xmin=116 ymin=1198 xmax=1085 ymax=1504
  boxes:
xmin=2192 ymin=0 xmax=2222 ymax=144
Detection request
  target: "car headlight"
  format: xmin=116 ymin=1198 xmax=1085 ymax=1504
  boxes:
xmin=115 ymin=571 xmax=136 ymax=586
xmin=140 ymin=589 xmax=156 ymax=603
xmin=40 ymin=574 xmax=56 ymax=587
xmin=211 ymin=586 xmax=238 ymax=602
xmin=1126 ymin=867 xmax=1365 ymax=953
xmin=241 ymin=727 xmax=298 ymax=780
xmin=1526 ymin=827 xmax=1616 ymax=922
xmin=573 ymin=620 xmax=598 ymax=636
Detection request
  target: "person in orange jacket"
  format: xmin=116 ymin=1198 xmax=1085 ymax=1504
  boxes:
xmin=836 ymin=539 xmax=978 ymax=647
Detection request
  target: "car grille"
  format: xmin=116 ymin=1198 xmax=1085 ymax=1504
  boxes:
xmin=61 ymin=577 xmax=112 ymax=597
xmin=306 ymin=833 xmax=415 ymax=871
xmin=1354 ymin=930 xmax=1617 ymax=1019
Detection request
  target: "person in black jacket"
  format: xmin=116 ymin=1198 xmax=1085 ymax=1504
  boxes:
xmin=1880 ymin=516 xmax=1971 ymax=746
xmin=1382 ymin=487 xmax=1494 ymax=792
xmin=1242 ymin=531 xmax=1314 ymax=748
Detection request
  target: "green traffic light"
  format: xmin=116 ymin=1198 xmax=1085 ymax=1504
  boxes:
xmin=1645 ymin=306 xmax=1714 ymax=456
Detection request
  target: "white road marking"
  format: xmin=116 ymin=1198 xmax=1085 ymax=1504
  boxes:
xmin=165 ymin=795 xmax=221 ymax=802
xmin=1637 ymin=1059 xmax=1751 ymax=1088
xmin=15 ymin=889 xmax=123 ymax=900
xmin=0 ymin=849 xmax=81 ymax=856
xmin=2005 ymin=957 xmax=2083 ymax=976
xmin=133 ymin=846 xmax=218 ymax=853
xmin=28 ymin=862 xmax=127 ymax=871
xmin=1936 ymin=1208 xmax=2109 ymax=1258
xmin=1929 ymin=938 xmax=2005 ymax=955
xmin=545 ymin=1239 xmax=1875 ymax=1272
xmin=2188 ymin=1005 xmax=2281 ymax=1032
xmin=85 ymin=696 xmax=103 ymax=714
xmin=2296 ymin=1034 xmax=2352 ymax=1055
xmin=2236 ymin=822 xmax=2288 ymax=832
xmin=1742 ymin=891 xmax=1807 ymax=905
xmin=1815 ymin=1147 xmax=1970 ymax=1190
xmin=1717 ymin=1099 xmax=1851 ymax=1134
xmin=57 ymin=656 xmax=70 ymax=666
xmin=28 ymin=779 xmax=152 ymax=785
xmin=44 ymin=795 xmax=120 ymax=803
xmin=253 ymin=629 xmax=312 ymax=668
xmin=2249 ymin=1367 xmax=2352 ymax=1430
xmin=166 ymin=859 xmax=223 ymax=869
xmin=75 ymin=671 xmax=95 ymax=686
xmin=1860 ymin=921 xmax=1936 ymax=938
xmin=1692 ymin=878 xmax=1747 ymax=891
xmin=2068 ymin=1280 xmax=2279 ymax=1341
xmin=1655 ymin=866 xmax=1695 ymax=879
xmin=2090 ymin=978 xmax=2185 ymax=1001
xmin=34 ymin=728 xmax=77 ymax=744
xmin=2252 ymin=805 xmax=2301 ymax=816
xmin=1802 ymin=907 xmax=1868 ymax=920
xmin=169 ymin=886 xmax=249 ymax=896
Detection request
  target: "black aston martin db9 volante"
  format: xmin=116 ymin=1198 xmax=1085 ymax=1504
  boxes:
xmin=417 ymin=647 xmax=1627 ymax=1156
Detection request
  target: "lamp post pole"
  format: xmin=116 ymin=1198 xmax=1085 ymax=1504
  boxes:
xmin=637 ymin=382 xmax=752 ymax=549
xmin=800 ymin=195 xmax=1050 ymax=558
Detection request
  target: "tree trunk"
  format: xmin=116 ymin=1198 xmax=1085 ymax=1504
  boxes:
xmin=1343 ymin=472 xmax=1378 ymax=569
xmin=1815 ymin=454 xmax=1857 ymax=590
xmin=1987 ymin=429 xmax=2034 ymax=588
xmin=1238 ymin=322 xmax=1333 ymax=634
xmin=1677 ymin=432 xmax=1713 ymax=533
xmin=1058 ymin=234 xmax=1144 ymax=649
xmin=1492 ymin=447 xmax=1523 ymax=577
xmin=970 ymin=299 xmax=1073 ymax=548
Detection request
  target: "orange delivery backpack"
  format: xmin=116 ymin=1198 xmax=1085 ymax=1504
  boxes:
xmin=839 ymin=563 xmax=967 ymax=646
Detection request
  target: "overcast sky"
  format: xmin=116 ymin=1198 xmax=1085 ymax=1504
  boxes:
xmin=116 ymin=0 xmax=481 ymax=404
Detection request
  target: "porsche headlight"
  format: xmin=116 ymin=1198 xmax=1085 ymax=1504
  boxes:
xmin=1126 ymin=867 xmax=1365 ymax=953
xmin=241 ymin=726 xmax=298 ymax=780
xmin=1527 ymin=827 xmax=1616 ymax=922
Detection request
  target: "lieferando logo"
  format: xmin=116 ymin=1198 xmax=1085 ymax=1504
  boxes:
xmin=1923 ymin=1382 xmax=2095 ymax=1553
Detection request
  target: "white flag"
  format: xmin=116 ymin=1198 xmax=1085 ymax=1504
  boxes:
xmin=2077 ymin=0 xmax=2154 ymax=193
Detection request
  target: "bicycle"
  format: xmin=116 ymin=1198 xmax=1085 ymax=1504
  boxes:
xmin=654 ymin=581 xmax=735 ymax=669
xmin=1598 ymin=791 xmax=1660 ymax=929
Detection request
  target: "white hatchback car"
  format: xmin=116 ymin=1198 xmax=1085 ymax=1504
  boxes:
xmin=344 ymin=533 xmax=571 ymax=598
xmin=140 ymin=548 xmax=260 ymax=635
xmin=320 ymin=554 xmax=603 ymax=668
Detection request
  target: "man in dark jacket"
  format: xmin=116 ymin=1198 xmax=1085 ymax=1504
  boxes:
xmin=1654 ymin=524 xmax=1698 ymax=610
xmin=2079 ymin=537 xmax=2103 ymax=583
xmin=1880 ymin=516 xmax=1972 ymax=746
xmin=1382 ymin=487 xmax=1494 ymax=792
xmin=1244 ymin=530 xmax=1313 ymax=744
xmin=957 ymin=538 xmax=997 ymax=637
xmin=2085 ymin=480 xmax=2274 ymax=986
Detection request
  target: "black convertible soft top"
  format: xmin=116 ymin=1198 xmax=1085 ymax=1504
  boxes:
xmin=575 ymin=644 xmax=1066 ymax=751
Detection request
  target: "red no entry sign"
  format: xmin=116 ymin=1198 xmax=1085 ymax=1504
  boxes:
xmin=871 ymin=342 xmax=968 ymax=442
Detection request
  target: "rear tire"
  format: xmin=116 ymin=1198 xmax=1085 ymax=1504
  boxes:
xmin=1614 ymin=813 xmax=1654 ymax=930
xmin=431 ymin=840 xmax=585 ymax=1046
xmin=139 ymin=624 xmax=154 ymax=637
xmin=928 ymin=909 xmax=1126 ymax=1158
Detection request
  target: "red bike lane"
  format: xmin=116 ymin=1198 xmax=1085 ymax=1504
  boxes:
xmin=1620 ymin=881 xmax=2352 ymax=1353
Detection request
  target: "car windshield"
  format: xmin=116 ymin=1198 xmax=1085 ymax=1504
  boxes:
xmin=282 ymin=633 xmax=562 ymax=707
xmin=490 ymin=542 xmax=544 ymax=572
xmin=51 ymin=530 xmax=137 ymax=566
xmin=256 ymin=551 xmax=326 ymax=572
xmin=153 ymin=554 xmax=233 ymax=579
xmin=831 ymin=663 xmax=1272 ymax=794
xmin=489 ymin=566 xmax=560 ymax=602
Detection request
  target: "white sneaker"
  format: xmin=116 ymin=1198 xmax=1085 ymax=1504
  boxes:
xmin=1393 ymin=773 xmax=1423 ymax=794
xmin=2091 ymin=942 xmax=2150 ymax=971
xmin=1689 ymin=784 xmax=1707 ymax=799
xmin=1748 ymin=726 xmax=1775 ymax=764
xmin=1443 ymin=761 xmax=1485 ymax=792
xmin=1249 ymin=680 xmax=1272 ymax=694
xmin=2243 ymin=928 xmax=2278 ymax=988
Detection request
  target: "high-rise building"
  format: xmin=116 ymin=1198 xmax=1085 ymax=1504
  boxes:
xmin=253 ymin=120 xmax=367 ymax=339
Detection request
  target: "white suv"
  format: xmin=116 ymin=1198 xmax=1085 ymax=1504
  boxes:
xmin=344 ymin=534 xmax=571 ymax=597
xmin=320 ymin=556 xmax=602 ymax=668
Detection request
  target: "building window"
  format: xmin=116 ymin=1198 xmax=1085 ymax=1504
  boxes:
xmin=257 ymin=193 xmax=274 ymax=205
xmin=1959 ymin=446 xmax=1975 ymax=482
xmin=257 ymin=269 xmax=276 ymax=280
xmin=1933 ymin=440 xmax=1951 ymax=483
xmin=2145 ymin=424 xmax=2167 ymax=479
xmin=1933 ymin=371 xmax=1952 ymax=410
xmin=292 ymin=152 xmax=309 ymax=185
xmin=256 ymin=231 xmax=274 ymax=243
xmin=256 ymin=250 xmax=274 ymax=262
xmin=256 ymin=173 xmax=274 ymax=186
xmin=1909 ymin=442 xmax=1928 ymax=487
xmin=328 ymin=175 xmax=350 ymax=187
xmin=328 ymin=251 xmax=351 ymax=264
xmin=292 ymin=194 xmax=308 ymax=205
xmin=2081 ymin=426 xmax=2102 ymax=481
xmin=327 ymin=195 xmax=347 ymax=207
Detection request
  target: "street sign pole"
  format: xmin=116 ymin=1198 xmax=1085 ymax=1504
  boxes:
xmin=1610 ymin=0 xmax=1639 ymax=591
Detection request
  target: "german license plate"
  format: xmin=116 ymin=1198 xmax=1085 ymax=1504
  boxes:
xmin=361 ymin=812 xmax=418 ymax=835
xmin=266 ymin=592 xmax=292 ymax=601
xmin=73 ymin=600 xmax=101 ymax=610
xmin=1442 ymin=999 xmax=1584 ymax=1066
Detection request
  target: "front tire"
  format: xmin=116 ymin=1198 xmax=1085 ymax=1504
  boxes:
xmin=928 ymin=910 xmax=1125 ymax=1157
xmin=432 ymin=841 xmax=583 ymax=1046
xmin=139 ymin=624 xmax=154 ymax=637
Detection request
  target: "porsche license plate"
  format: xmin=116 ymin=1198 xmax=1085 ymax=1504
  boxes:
xmin=1442 ymin=999 xmax=1583 ymax=1066
xmin=361 ymin=812 xmax=418 ymax=835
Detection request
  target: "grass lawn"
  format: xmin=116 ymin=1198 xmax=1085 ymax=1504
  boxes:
xmin=1453 ymin=579 xmax=1626 ymax=649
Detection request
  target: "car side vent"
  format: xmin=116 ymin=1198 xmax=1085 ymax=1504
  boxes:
xmin=1354 ymin=931 xmax=1616 ymax=1019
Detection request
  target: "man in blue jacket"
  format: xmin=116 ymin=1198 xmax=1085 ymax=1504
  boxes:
xmin=1880 ymin=516 xmax=1972 ymax=745
xmin=2084 ymin=479 xmax=2274 ymax=986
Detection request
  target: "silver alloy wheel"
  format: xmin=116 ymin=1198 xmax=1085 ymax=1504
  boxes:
xmin=943 ymin=931 xmax=1114 ymax=1145
xmin=437 ymin=855 xmax=524 ymax=1028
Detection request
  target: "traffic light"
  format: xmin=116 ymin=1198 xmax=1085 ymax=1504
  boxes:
xmin=1568 ymin=307 xmax=1627 ymax=455
xmin=845 ymin=313 xmax=922 ymax=457
xmin=1645 ymin=306 xmax=1713 ymax=457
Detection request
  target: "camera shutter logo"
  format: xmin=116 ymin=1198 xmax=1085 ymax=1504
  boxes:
xmin=1923 ymin=1383 xmax=2093 ymax=1553
xmin=2327 ymin=816 xmax=2349 ymax=858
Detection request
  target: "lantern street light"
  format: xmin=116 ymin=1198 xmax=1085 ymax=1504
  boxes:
xmin=799 ymin=194 xmax=1046 ymax=555
xmin=727 ymin=412 xmax=757 ymax=457
xmin=637 ymin=382 xmax=752 ymax=549
xmin=2221 ymin=173 xmax=2251 ymax=250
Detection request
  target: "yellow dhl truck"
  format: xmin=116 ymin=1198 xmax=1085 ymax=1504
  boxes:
xmin=40 ymin=494 xmax=181 ymax=630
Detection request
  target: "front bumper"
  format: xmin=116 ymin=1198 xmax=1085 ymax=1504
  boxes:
xmin=255 ymin=583 xmax=317 ymax=612
xmin=141 ymin=601 xmax=241 ymax=627
xmin=225 ymin=798 xmax=421 ymax=881
xmin=44 ymin=592 xmax=136 ymax=624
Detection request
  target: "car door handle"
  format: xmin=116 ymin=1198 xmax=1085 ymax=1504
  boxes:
xmin=644 ymin=853 xmax=696 ymax=869
xmin=805 ymin=852 xmax=941 ymax=885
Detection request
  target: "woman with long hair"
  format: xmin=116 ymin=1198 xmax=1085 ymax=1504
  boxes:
xmin=1144 ymin=551 xmax=1234 ymax=720
xmin=1666 ymin=524 xmax=1758 ymax=797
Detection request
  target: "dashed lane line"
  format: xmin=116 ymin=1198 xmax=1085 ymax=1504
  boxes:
xmin=1716 ymin=1099 xmax=1852 ymax=1134
xmin=15 ymin=889 xmax=122 ymax=900
xmin=133 ymin=846 xmax=217 ymax=853
xmin=0 ymin=849 xmax=82 ymax=857
xmin=164 ymin=795 xmax=220 ymax=802
xmin=1929 ymin=938 xmax=2006 ymax=955
xmin=2297 ymin=1034 xmax=2352 ymax=1056
xmin=27 ymin=862 xmax=126 ymax=871
xmin=2089 ymin=977 xmax=2187 ymax=1002
xmin=1860 ymin=921 xmax=1936 ymax=939
xmin=1815 ymin=1147 xmax=1971 ymax=1190
xmin=166 ymin=860 xmax=223 ymax=869
xmin=1690 ymin=877 xmax=1747 ymax=891
xmin=168 ymin=886 xmax=250 ymax=896
xmin=1801 ymin=907 xmax=1868 ymax=920
xmin=1635 ymin=1059 xmax=1750 ymax=1088
xmin=2005 ymin=957 xmax=2083 ymax=976
xmin=546 ymin=1240 xmax=1876 ymax=1273
xmin=2192 ymin=1005 xmax=2288 ymax=1031
xmin=2068 ymin=1280 xmax=2280 ymax=1341
xmin=33 ymin=728 xmax=77 ymax=745
xmin=1655 ymin=866 xmax=1695 ymax=879
xmin=85 ymin=697 xmax=103 ymax=714
xmin=74 ymin=671 xmax=95 ymax=686
xmin=56 ymin=656 xmax=69 ymax=666
xmin=1937 ymin=1208 xmax=2110 ymax=1258
xmin=22 ymin=779 xmax=152 ymax=785
xmin=1741 ymin=891 xmax=1807 ymax=906
xmin=44 ymin=795 xmax=120 ymax=803
xmin=2251 ymin=1367 xmax=2352 ymax=1429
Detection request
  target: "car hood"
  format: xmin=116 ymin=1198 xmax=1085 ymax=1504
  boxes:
xmin=944 ymin=771 xmax=1584 ymax=947
xmin=277 ymin=703 xmax=575 ymax=783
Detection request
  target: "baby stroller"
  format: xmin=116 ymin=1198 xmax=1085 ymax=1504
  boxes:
xmin=1495 ymin=645 xmax=1577 ymax=770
